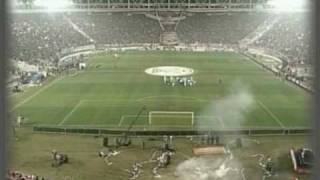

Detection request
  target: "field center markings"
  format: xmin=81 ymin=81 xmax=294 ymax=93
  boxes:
xmin=58 ymin=100 xmax=83 ymax=126
xmin=257 ymin=100 xmax=285 ymax=128
xmin=11 ymin=77 xmax=64 ymax=111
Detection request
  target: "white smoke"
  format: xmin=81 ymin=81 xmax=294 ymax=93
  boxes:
xmin=197 ymin=80 xmax=254 ymax=130
xmin=177 ymin=81 xmax=253 ymax=179
xmin=175 ymin=81 xmax=254 ymax=180
xmin=175 ymin=154 xmax=244 ymax=180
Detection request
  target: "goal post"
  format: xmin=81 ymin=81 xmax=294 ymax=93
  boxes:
xmin=148 ymin=111 xmax=194 ymax=126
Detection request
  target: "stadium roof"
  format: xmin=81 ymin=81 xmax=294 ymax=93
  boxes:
xmin=10 ymin=0 xmax=311 ymax=13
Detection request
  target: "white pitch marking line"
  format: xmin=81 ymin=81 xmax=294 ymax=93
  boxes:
xmin=118 ymin=116 xmax=125 ymax=127
xmin=118 ymin=115 xmax=144 ymax=127
xmin=217 ymin=117 xmax=225 ymax=128
xmin=11 ymin=77 xmax=64 ymax=111
xmin=257 ymin=100 xmax=285 ymax=128
xmin=58 ymin=100 xmax=83 ymax=126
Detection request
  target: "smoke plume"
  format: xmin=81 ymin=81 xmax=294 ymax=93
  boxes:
xmin=197 ymin=80 xmax=254 ymax=130
xmin=176 ymin=82 xmax=254 ymax=179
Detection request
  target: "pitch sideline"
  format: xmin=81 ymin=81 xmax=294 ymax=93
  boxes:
xmin=11 ymin=77 xmax=64 ymax=111
xmin=58 ymin=100 xmax=83 ymax=126
xmin=257 ymin=100 xmax=285 ymax=128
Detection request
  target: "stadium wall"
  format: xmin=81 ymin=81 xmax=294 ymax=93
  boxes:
xmin=242 ymin=49 xmax=314 ymax=93
xmin=32 ymin=126 xmax=311 ymax=136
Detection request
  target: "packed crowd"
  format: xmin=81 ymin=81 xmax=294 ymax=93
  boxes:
xmin=9 ymin=13 xmax=89 ymax=66
xmin=9 ymin=12 xmax=161 ymax=65
xmin=6 ymin=170 xmax=45 ymax=180
xmin=177 ymin=12 xmax=268 ymax=44
xmin=253 ymin=12 xmax=312 ymax=65
xmin=9 ymin=12 xmax=312 ymax=66
xmin=67 ymin=12 xmax=161 ymax=45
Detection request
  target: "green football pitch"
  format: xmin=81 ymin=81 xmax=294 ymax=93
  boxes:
xmin=11 ymin=51 xmax=310 ymax=131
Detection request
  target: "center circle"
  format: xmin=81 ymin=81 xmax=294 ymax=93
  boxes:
xmin=145 ymin=66 xmax=194 ymax=77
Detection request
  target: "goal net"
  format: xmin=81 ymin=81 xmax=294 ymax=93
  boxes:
xmin=148 ymin=111 xmax=194 ymax=127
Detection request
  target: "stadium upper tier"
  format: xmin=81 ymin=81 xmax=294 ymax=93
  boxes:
xmin=9 ymin=12 xmax=312 ymax=65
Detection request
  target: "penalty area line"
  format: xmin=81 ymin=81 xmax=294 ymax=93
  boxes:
xmin=58 ymin=100 xmax=83 ymax=126
xmin=11 ymin=77 xmax=64 ymax=112
xmin=257 ymin=100 xmax=285 ymax=129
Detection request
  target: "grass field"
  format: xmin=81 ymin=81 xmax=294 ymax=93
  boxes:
xmin=11 ymin=51 xmax=310 ymax=131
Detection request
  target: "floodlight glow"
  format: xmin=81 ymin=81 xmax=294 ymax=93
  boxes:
xmin=267 ymin=0 xmax=308 ymax=12
xmin=10 ymin=0 xmax=19 ymax=6
xmin=34 ymin=0 xmax=73 ymax=10
xmin=10 ymin=0 xmax=23 ymax=8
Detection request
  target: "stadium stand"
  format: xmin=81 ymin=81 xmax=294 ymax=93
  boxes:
xmin=177 ymin=12 xmax=268 ymax=44
xmin=253 ymin=12 xmax=312 ymax=65
xmin=9 ymin=12 xmax=161 ymax=65
xmin=9 ymin=12 xmax=313 ymax=70
xmin=9 ymin=13 xmax=89 ymax=65
xmin=67 ymin=12 xmax=161 ymax=45
xmin=251 ymin=12 xmax=313 ymax=90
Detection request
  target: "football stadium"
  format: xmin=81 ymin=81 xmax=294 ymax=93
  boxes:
xmin=8 ymin=0 xmax=314 ymax=179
